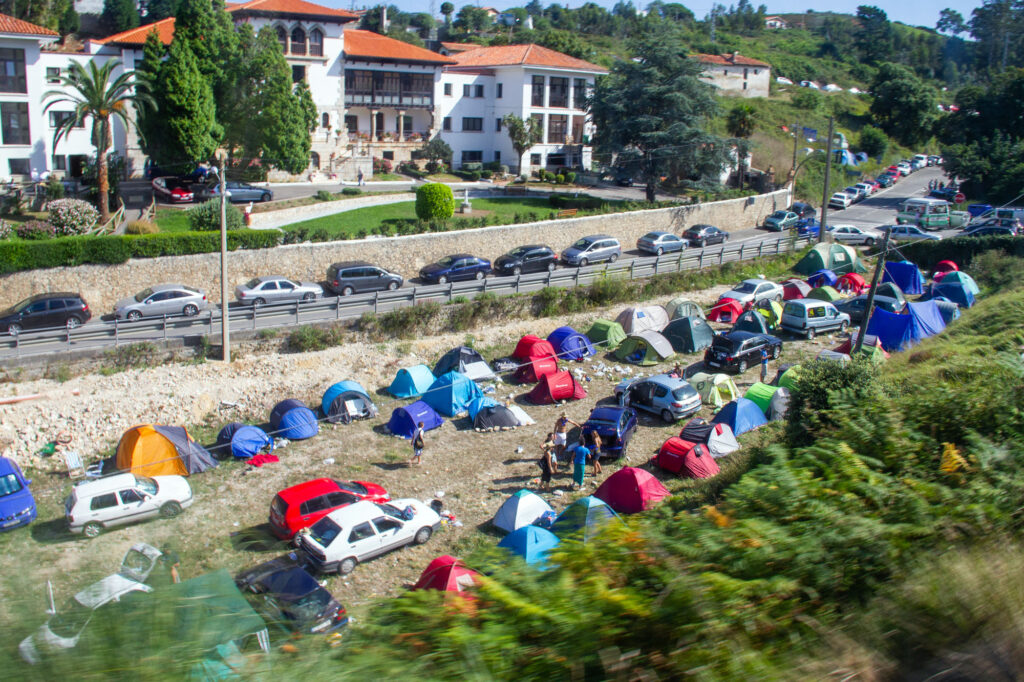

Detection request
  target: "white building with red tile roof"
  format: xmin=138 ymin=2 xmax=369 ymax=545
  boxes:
xmin=692 ymin=52 xmax=771 ymax=98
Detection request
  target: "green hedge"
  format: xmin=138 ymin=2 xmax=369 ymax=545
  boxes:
xmin=548 ymin=193 xmax=605 ymax=210
xmin=0 ymin=230 xmax=281 ymax=275
xmin=415 ymin=183 xmax=455 ymax=221
xmin=890 ymin=236 xmax=1024 ymax=269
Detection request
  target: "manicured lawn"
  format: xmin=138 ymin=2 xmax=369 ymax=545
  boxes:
xmin=154 ymin=208 xmax=192 ymax=233
xmin=371 ymin=173 xmax=407 ymax=181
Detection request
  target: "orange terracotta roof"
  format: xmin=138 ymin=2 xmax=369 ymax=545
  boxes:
xmin=94 ymin=17 xmax=174 ymax=45
xmin=344 ymin=29 xmax=455 ymax=65
xmin=693 ymin=53 xmax=770 ymax=67
xmin=448 ymin=44 xmax=606 ymax=73
xmin=0 ymin=12 xmax=59 ymax=37
xmin=230 ymin=0 xmax=358 ymax=20
xmin=440 ymin=41 xmax=478 ymax=53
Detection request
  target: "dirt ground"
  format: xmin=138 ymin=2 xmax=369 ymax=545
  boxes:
xmin=0 ymin=282 xmax=849 ymax=631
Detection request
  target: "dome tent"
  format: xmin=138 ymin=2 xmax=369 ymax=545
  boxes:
xmin=512 ymin=335 xmax=557 ymax=362
xmin=498 ymin=526 xmax=561 ymax=568
xmin=807 ymin=269 xmax=838 ymax=288
xmin=550 ymin=496 xmax=623 ymax=541
xmin=546 ymin=326 xmax=595 ymax=361
xmin=707 ymin=299 xmax=744 ymax=323
xmin=666 ymin=297 xmax=705 ymax=321
xmin=934 ymin=259 xmax=958 ymax=275
xmin=743 ymin=382 xmax=780 ymax=413
xmin=322 ymin=381 xmax=377 ymax=424
xmin=772 ymin=363 xmax=802 ymax=390
xmin=614 ymin=305 xmax=669 ymax=334
xmin=655 ymin=438 xmax=719 ymax=478
xmin=807 ymin=285 xmax=842 ymax=302
xmin=116 ymin=425 xmax=218 ymax=477
xmin=413 ymin=555 xmax=479 ymax=593
xmin=755 ymin=300 xmax=784 ymax=329
xmin=387 ymin=400 xmax=444 ymax=439
xmin=269 ymin=400 xmax=319 ymax=440
xmin=731 ymin=310 xmax=769 ymax=335
xmin=687 ymin=372 xmax=740 ymax=409
xmin=474 ymin=404 xmax=520 ymax=430
xmin=663 ymin=316 xmax=714 ymax=354
xmin=467 ymin=396 xmax=499 ymax=421
xmin=527 ymin=370 xmax=587 ymax=405
xmin=594 ymin=467 xmax=670 ymax=514
xmin=585 ymin=319 xmax=626 ymax=350
xmin=874 ymin=281 xmax=907 ymax=308
xmin=836 ymin=272 xmax=868 ymax=295
xmin=767 ymin=386 xmax=791 ymax=421
xmin=783 ymin=278 xmax=813 ymax=300
xmin=216 ymin=423 xmax=273 ymax=460
xmin=712 ymin=399 xmax=768 ymax=435
xmin=512 ymin=356 xmax=558 ymax=384
xmin=679 ymin=418 xmax=739 ymax=458
xmin=423 ymin=371 xmax=483 ymax=418
xmin=928 ymin=280 xmax=976 ymax=308
xmin=493 ymin=489 xmax=554 ymax=533
xmin=215 ymin=422 xmax=245 ymax=457
xmin=433 ymin=346 xmax=497 ymax=382
xmin=882 ymin=260 xmax=925 ymax=295
xmin=388 ymin=364 xmax=436 ymax=399
xmin=613 ymin=331 xmax=674 ymax=366
xmin=321 ymin=380 xmax=368 ymax=414
xmin=793 ymin=242 xmax=866 ymax=275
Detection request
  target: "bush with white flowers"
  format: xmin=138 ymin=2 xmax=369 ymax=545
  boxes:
xmin=46 ymin=198 xmax=99 ymax=236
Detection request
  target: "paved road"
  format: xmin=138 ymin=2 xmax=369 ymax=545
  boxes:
xmin=818 ymin=166 xmax=951 ymax=232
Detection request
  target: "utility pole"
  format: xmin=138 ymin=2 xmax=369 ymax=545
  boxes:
xmin=788 ymin=121 xmax=800 ymax=182
xmin=817 ymin=116 xmax=835 ymax=244
xmin=219 ymin=156 xmax=230 ymax=363
xmin=854 ymin=228 xmax=891 ymax=354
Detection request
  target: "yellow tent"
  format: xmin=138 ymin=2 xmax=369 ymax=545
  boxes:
xmin=115 ymin=425 xmax=217 ymax=477
xmin=756 ymin=300 xmax=784 ymax=329
xmin=687 ymin=372 xmax=740 ymax=409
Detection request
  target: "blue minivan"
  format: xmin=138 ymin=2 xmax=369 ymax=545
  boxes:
xmin=0 ymin=456 xmax=36 ymax=531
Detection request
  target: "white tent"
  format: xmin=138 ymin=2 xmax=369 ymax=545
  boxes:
xmin=614 ymin=305 xmax=669 ymax=334
xmin=493 ymin=490 xmax=553 ymax=533
xmin=707 ymin=423 xmax=740 ymax=458
xmin=767 ymin=387 xmax=791 ymax=422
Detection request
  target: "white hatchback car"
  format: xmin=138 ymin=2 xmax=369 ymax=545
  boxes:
xmin=297 ymin=499 xmax=441 ymax=575
xmin=828 ymin=192 xmax=853 ymax=209
xmin=65 ymin=473 xmax=194 ymax=537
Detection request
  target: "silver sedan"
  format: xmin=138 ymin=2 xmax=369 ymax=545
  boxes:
xmin=829 ymin=225 xmax=883 ymax=246
xmin=235 ymin=276 xmax=323 ymax=306
xmin=114 ymin=284 xmax=209 ymax=321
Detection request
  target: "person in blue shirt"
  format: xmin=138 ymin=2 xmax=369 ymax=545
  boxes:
xmin=571 ymin=440 xmax=590 ymax=490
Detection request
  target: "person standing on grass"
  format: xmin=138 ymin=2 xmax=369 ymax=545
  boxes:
xmin=538 ymin=433 xmax=557 ymax=491
xmin=760 ymin=347 xmax=769 ymax=383
xmin=411 ymin=421 xmax=425 ymax=466
xmin=553 ymin=413 xmax=580 ymax=463
xmin=571 ymin=439 xmax=590 ymax=490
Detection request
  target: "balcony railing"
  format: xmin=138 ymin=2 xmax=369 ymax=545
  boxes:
xmin=347 ymin=131 xmax=429 ymax=143
xmin=344 ymin=92 xmax=433 ymax=108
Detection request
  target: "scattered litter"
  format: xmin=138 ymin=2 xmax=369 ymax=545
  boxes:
xmin=323 ymin=457 xmax=335 ymax=465
xmin=233 ymin=522 xmax=239 ymax=527
xmin=553 ymin=489 xmax=564 ymax=497
xmin=435 ymin=490 xmax=445 ymax=498
xmin=515 ymin=446 xmax=524 ymax=454
xmin=483 ymin=385 xmax=496 ymax=394
xmin=276 ymin=438 xmax=290 ymax=448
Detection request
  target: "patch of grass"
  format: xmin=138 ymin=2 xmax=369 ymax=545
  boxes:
xmin=371 ymin=173 xmax=406 ymax=181
xmin=287 ymin=325 xmax=345 ymax=352
xmin=100 ymin=342 xmax=158 ymax=372
xmin=153 ymin=208 xmax=191 ymax=233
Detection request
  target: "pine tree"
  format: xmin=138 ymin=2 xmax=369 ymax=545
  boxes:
xmin=58 ymin=2 xmax=79 ymax=36
xmin=101 ymin=0 xmax=140 ymax=34
xmin=153 ymin=39 xmax=220 ymax=170
xmin=144 ymin=0 xmax=180 ymax=21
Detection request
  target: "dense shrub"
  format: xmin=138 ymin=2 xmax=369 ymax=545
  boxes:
xmin=565 ymin=171 xmax=577 ymax=184
xmin=0 ymin=221 xmax=11 ymax=240
xmin=468 ymin=170 xmax=481 ymax=181
xmin=462 ymin=162 xmax=483 ymax=172
xmin=481 ymin=170 xmax=493 ymax=179
xmin=894 ymin=236 xmax=1024 ymax=272
xmin=548 ymin=193 xmax=604 ymax=210
xmin=17 ymin=220 xmax=56 ymax=240
xmin=341 ymin=187 xmax=361 ymax=196
xmin=46 ymin=198 xmax=98 ymax=236
xmin=372 ymin=157 xmax=393 ymax=174
xmin=314 ymin=190 xmax=334 ymax=202
xmin=124 ymin=220 xmax=158 ymax=235
xmin=45 ymin=178 xmax=65 ymax=201
xmin=415 ymin=183 xmax=455 ymax=221
xmin=287 ymin=325 xmax=345 ymax=352
xmin=555 ymin=173 xmax=566 ymax=184
xmin=186 ymin=199 xmax=245 ymax=232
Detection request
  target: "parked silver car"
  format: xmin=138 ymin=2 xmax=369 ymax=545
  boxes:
xmin=780 ymin=299 xmax=850 ymax=339
xmin=114 ymin=284 xmax=209 ymax=321
xmin=195 ymin=180 xmax=273 ymax=203
xmin=65 ymin=473 xmax=194 ymax=537
xmin=614 ymin=374 xmax=702 ymax=422
xmin=235 ymin=276 xmax=323 ymax=306
xmin=829 ymin=225 xmax=883 ymax=246
xmin=561 ymin=234 xmax=621 ymax=266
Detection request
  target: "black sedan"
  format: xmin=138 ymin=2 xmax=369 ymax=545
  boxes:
xmin=419 ymin=254 xmax=491 ymax=284
xmin=789 ymin=201 xmax=816 ymax=218
xmin=834 ymin=295 xmax=903 ymax=324
xmin=703 ymin=331 xmax=782 ymax=374
xmin=492 ymin=245 xmax=557 ymax=276
xmin=683 ymin=224 xmax=729 ymax=247
xmin=235 ymin=556 xmax=348 ymax=635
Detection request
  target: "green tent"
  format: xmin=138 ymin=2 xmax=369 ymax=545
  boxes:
xmin=807 ymin=285 xmax=842 ymax=302
xmin=666 ymin=297 xmax=705 ymax=321
xmin=939 ymin=271 xmax=980 ymax=296
xmin=586 ymin=319 xmax=627 ymax=351
xmin=855 ymin=345 xmax=888 ymax=364
xmin=777 ymin=365 xmax=802 ymax=390
xmin=663 ymin=316 xmax=714 ymax=353
xmin=793 ymin=243 xmax=866 ymax=275
xmin=744 ymin=382 xmax=779 ymax=413
xmin=614 ymin=331 xmax=675 ymax=366
xmin=688 ymin=372 xmax=740 ymax=409
xmin=874 ymin=281 xmax=907 ymax=308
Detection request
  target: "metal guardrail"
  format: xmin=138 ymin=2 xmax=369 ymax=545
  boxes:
xmin=0 ymin=235 xmax=807 ymax=361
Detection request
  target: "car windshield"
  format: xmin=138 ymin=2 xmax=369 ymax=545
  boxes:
xmin=135 ymin=477 xmax=157 ymax=496
xmin=309 ymin=517 xmax=342 ymax=547
xmin=0 ymin=473 xmax=22 ymax=496
xmin=436 ymin=256 xmax=455 ymax=267
xmin=285 ymin=589 xmax=332 ymax=623
xmin=133 ymin=287 xmax=154 ymax=303
xmin=506 ymin=247 xmax=529 ymax=258
xmin=570 ymin=238 xmax=594 ymax=249
xmin=119 ymin=548 xmax=154 ymax=581
xmin=11 ymin=297 xmax=35 ymax=313
xmin=334 ymin=480 xmax=368 ymax=496
xmin=48 ymin=597 xmax=92 ymax=639
xmin=245 ymin=278 xmax=261 ymax=288
xmin=374 ymin=502 xmax=407 ymax=519
xmin=733 ymin=282 xmax=758 ymax=293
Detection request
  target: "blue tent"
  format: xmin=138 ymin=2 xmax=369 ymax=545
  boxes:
xmin=467 ymin=396 xmax=499 ymax=421
xmin=711 ymin=398 xmax=768 ymax=435
xmin=387 ymin=400 xmax=444 ymax=439
xmin=906 ymin=300 xmax=947 ymax=337
xmin=321 ymin=380 xmax=369 ymax=415
xmin=930 ymin=281 xmax=976 ymax=308
xmin=387 ymin=365 xmax=436 ymax=399
xmin=269 ymin=399 xmax=319 ymax=440
xmin=546 ymin=326 xmax=596 ymax=361
xmin=866 ymin=300 xmax=947 ymax=351
xmin=882 ymin=261 xmax=925 ymax=295
xmin=939 ymin=271 xmax=980 ymax=296
xmin=220 ymin=425 xmax=273 ymax=459
xmin=215 ymin=422 xmax=245 ymax=454
xmin=807 ymin=269 xmax=838 ymax=288
xmin=498 ymin=526 xmax=561 ymax=568
xmin=422 ymin=371 xmax=483 ymax=418
xmin=551 ymin=496 xmax=623 ymax=541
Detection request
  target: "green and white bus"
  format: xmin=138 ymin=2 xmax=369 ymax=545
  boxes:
xmin=896 ymin=198 xmax=969 ymax=230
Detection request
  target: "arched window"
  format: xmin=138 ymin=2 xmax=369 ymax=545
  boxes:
xmin=309 ymin=28 xmax=324 ymax=57
xmin=291 ymin=27 xmax=307 ymax=55
xmin=321 ymin=112 xmax=330 ymax=129
xmin=275 ymin=26 xmax=288 ymax=53
xmin=310 ymin=151 xmax=321 ymax=169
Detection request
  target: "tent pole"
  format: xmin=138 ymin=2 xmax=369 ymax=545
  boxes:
xmin=854 ymin=229 xmax=892 ymax=354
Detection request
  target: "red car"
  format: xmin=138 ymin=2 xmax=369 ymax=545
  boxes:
xmin=269 ymin=478 xmax=390 ymax=540
xmin=152 ymin=176 xmax=194 ymax=203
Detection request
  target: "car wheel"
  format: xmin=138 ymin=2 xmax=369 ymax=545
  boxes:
xmin=183 ymin=304 xmax=199 ymax=317
xmin=160 ymin=501 xmax=182 ymax=518
xmin=338 ymin=557 xmax=358 ymax=576
xmin=437 ymin=275 xmax=448 ymax=285
xmin=66 ymin=317 xmax=82 ymax=329
xmin=512 ymin=266 xmax=522 ymax=276
xmin=840 ymin=321 xmax=849 ymax=332
xmin=579 ymin=258 xmax=588 ymax=267
xmin=609 ymin=253 xmax=619 ymax=263
xmin=342 ymin=286 xmax=354 ymax=296
xmin=387 ymin=281 xmax=399 ymax=291
xmin=807 ymin=328 xmax=816 ymax=340
xmin=127 ymin=310 xmax=142 ymax=322
xmin=83 ymin=522 xmax=103 ymax=538
xmin=661 ymin=409 xmax=674 ymax=423
xmin=7 ymin=323 xmax=21 ymax=336
xmin=302 ymin=293 xmax=316 ymax=302
xmin=771 ymin=345 xmax=780 ymax=359
xmin=252 ymin=298 xmax=266 ymax=307
xmin=547 ymin=262 xmax=556 ymax=272
xmin=736 ymin=359 xmax=748 ymax=373
xmin=656 ymin=247 xmax=664 ymax=256
xmin=414 ymin=526 xmax=433 ymax=544
xmin=475 ymin=270 xmax=485 ymax=280
xmin=774 ymin=294 xmax=782 ymax=302
xmin=261 ymin=193 xmax=271 ymax=202
xmin=865 ymin=237 xmax=875 ymax=246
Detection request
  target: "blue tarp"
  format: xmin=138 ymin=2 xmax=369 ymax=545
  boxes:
xmin=882 ymin=261 xmax=925 ymax=295
xmin=269 ymin=399 xmax=319 ymax=440
xmin=423 ymin=371 xmax=483 ymax=417
xmin=467 ymin=396 xmax=499 ymax=421
xmin=807 ymin=269 xmax=838 ymax=287
xmin=551 ymin=496 xmax=623 ymax=541
xmin=931 ymin=282 xmax=976 ymax=308
xmin=711 ymin=398 xmax=768 ymax=435
xmin=387 ymin=400 xmax=444 ymax=439
xmin=866 ymin=300 xmax=947 ymax=351
xmin=906 ymin=300 xmax=947 ymax=337
xmin=388 ymin=365 xmax=436 ymax=399
xmin=321 ymin=381 xmax=369 ymax=415
xmin=498 ymin=525 xmax=561 ymax=568
xmin=546 ymin=326 xmax=596 ymax=361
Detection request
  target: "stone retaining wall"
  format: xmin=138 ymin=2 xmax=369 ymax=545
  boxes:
xmin=0 ymin=189 xmax=789 ymax=314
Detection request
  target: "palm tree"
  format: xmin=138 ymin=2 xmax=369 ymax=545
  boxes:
xmin=44 ymin=59 xmax=153 ymax=222
xmin=726 ymin=104 xmax=757 ymax=189
xmin=440 ymin=2 xmax=454 ymax=25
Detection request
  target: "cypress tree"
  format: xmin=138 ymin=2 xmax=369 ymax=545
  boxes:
xmin=154 ymin=39 xmax=220 ymax=170
xmin=101 ymin=0 xmax=140 ymax=34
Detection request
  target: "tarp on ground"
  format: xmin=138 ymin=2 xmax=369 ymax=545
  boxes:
xmin=679 ymin=418 xmax=740 ymax=458
xmin=743 ymin=382 xmax=779 ymax=413
xmin=807 ymin=285 xmax=842 ymax=302
xmin=326 ymin=390 xmax=378 ymax=424
xmin=817 ymin=349 xmax=851 ymax=364
xmin=413 ymin=555 xmax=479 ymax=593
xmin=585 ymin=319 xmax=626 ymax=350
xmin=615 ymin=305 xmax=669 ymax=334
xmin=866 ymin=300 xmax=947 ymax=351
xmin=433 ymin=346 xmax=497 ymax=382
xmin=493 ymin=489 xmax=554 ymax=533
xmin=550 ymin=496 xmax=623 ymax=541
xmin=836 ymin=272 xmax=868 ymax=295
xmin=712 ymin=398 xmax=768 ymax=435
xmin=793 ymin=242 xmax=866 ymax=275
xmin=783 ymin=278 xmax=813 ymax=300
xmin=547 ymin=326 xmax=596 ymax=361
xmin=513 ymin=356 xmax=558 ymax=384
xmin=321 ymin=380 xmax=369 ymax=415
xmin=930 ymin=281 xmax=976 ymax=308
xmin=117 ymin=424 xmax=218 ymax=477
xmin=807 ymin=269 xmax=838 ymax=288
xmin=767 ymin=387 xmax=791 ymax=421
xmin=594 ymin=467 xmax=670 ymax=514
xmin=756 ymin=300 xmax=785 ymax=329
xmin=474 ymin=405 xmax=520 ymax=430
xmin=614 ymin=331 xmax=675 ymax=366
xmin=527 ymin=370 xmax=587 ymax=404
xmin=498 ymin=526 xmax=560 ymax=568
xmin=663 ymin=316 xmax=714 ymax=354
xmin=732 ymin=310 xmax=769 ymax=335
xmin=387 ymin=400 xmax=444 ymax=438
xmin=655 ymin=438 xmax=719 ymax=478
xmin=707 ymin=299 xmax=744 ymax=323
xmin=506 ymin=404 xmax=536 ymax=426
xmin=388 ymin=364 xmax=436 ymax=399
xmin=687 ymin=372 xmax=740 ymax=409
xmin=882 ymin=260 xmax=925 ymax=295
xmin=216 ymin=423 xmax=272 ymax=459
xmin=513 ymin=335 xmax=557 ymax=362
xmin=666 ymin=297 xmax=705 ymax=321
xmin=270 ymin=399 xmax=319 ymax=440
xmin=874 ymin=282 xmax=907 ymax=308
xmin=423 ymin=371 xmax=483 ymax=418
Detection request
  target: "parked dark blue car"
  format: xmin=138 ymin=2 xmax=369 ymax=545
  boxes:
xmin=419 ymin=254 xmax=491 ymax=284
xmin=582 ymin=406 xmax=638 ymax=460
xmin=0 ymin=456 xmax=36 ymax=531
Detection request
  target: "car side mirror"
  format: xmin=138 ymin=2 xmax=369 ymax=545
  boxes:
xmin=144 ymin=300 xmax=152 ymax=304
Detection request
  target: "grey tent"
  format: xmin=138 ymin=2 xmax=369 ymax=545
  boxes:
xmin=766 ymin=387 xmax=791 ymax=421
xmin=666 ymin=298 xmax=705 ymax=321
xmin=326 ymin=390 xmax=378 ymax=424
xmin=474 ymin=405 xmax=520 ymax=431
xmin=152 ymin=425 xmax=218 ymax=474
xmin=663 ymin=316 xmax=714 ymax=354
xmin=874 ymin=282 xmax=907 ymax=308
xmin=731 ymin=310 xmax=769 ymax=335
xmin=433 ymin=346 xmax=498 ymax=382
xmin=679 ymin=417 xmax=740 ymax=458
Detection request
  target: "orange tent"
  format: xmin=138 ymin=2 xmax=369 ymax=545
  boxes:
xmin=115 ymin=424 xmax=217 ymax=477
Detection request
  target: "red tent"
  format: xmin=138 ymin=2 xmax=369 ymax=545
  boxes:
xmin=834 ymin=334 xmax=890 ymax=358
xmin=707 ymin=299 xmax=743 ymax=323
xmin=836 ymin=272 xmax=867 ymax=295
xmin=935 ymin=260 xmax=959 ymax=274
xmin=513 ymin=335 xmax=557 ymax=362
xmin=654 ymin=438 xmax=719 ymax=478
xmin=783 ymin=279 xmax=812 ymax=300
xmin=413 ymin=555 xmax=480 ymax=593
xmin=513 ymin=356 xmax=559 ymax=384
xmin=594 ymin=467 xmax=670 ymax=514
xmin=527 ymin=370 xmax=587 ymax=405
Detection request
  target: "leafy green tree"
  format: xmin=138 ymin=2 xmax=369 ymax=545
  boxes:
xmin=854 ymin=5 xmax=892 ymax=63
xmin=1 ymin=0 xmax=73 ymax=31
xmin=152 ymin=38 xmax=220 ymax=170
xmin=440 ymin=1 xmax=454 ymax=24
xmin=936 ymin=8 xmax=967 ymax=35
xmin=869 ymin=63 xmax=937 ymax=146
xmin=173 ymin=0 xmax=238 ymax=109
xmin=859 ymin=125 xmax=888 ymax=158
xmin=791 ymin=89 xmax=823 ymax=111
xmin=726 ymin=104 xmax=756 ymax=189
xmin=538 ymin=30 xmax=594 ymax=60
xmin=415 ymin=183 xmax=455 ymax=220
xmin=502 ymin=114 xmax=543 ymax=174
xmin=101 ymin=0 xmax=139 ymax=34
xmin=144 ymin=0 xmax=180 ymax=21
xmin=58 ymin=2 xmax=79 ymax=36
xmin=590 ymin=25 xmax=727 ymax=201
xmin=44 ymin=60 xmax=153 ymax=222
xmin=454 ymin=5 xmax=492 ymax=32
xmin=418 ymin=136 xmax=453 ymax=167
